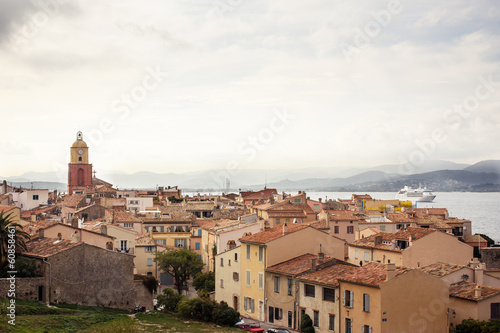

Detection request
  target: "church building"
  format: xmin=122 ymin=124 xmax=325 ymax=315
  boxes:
xmin=68 ymin=131 xmax=93 ymax=194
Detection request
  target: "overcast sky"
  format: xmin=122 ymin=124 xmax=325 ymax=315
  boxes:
xmin=1 ymin=0 xmax=500 ymax=178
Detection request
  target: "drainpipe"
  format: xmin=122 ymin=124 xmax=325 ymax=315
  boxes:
xmin=43 ymin=258 xmax=51 ymax=304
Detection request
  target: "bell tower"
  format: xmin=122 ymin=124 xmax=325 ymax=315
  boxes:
xmin=68 ymin=131 xmax=93 ymax=194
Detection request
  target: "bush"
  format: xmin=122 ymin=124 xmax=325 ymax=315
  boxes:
xmin=177 ymin=298 xmax=203 ymax=320
xmin=455 ymin=318 xmax=500 ymax=333
xmin=301 ymin=313 xmax=315 ymax=333
xmin=156 ymin=287 xmax=183 ymax=313
xmin=213 ymin=301 xmax=240 ymax=326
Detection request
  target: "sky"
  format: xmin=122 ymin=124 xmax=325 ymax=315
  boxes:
xmin=1 ymin=0 xmax=500 ymax=178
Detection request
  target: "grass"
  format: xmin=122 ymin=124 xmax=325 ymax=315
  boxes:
xmin=0 ymin=300 xmax=244 ymax=333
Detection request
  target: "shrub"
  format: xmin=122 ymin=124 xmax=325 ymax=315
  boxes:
xmin=156 ymin=287 xmax=183 ymax=313
xmin=301 ymin=313 xmax=315 ymax=333
xmin=213 ymin=301 xmax=240 ymax=326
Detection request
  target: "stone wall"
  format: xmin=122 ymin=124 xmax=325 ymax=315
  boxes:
xmin=0 ymin=277 xmax=46 ymax=302
xmin=481 ymin=248 xmax=500 ymax=270
xmin=213 ymin=209 xmax=249 ymax=220
xmin=47 ymin=243 xmax=135 ymax=310
xmin=133 ymin=280 xmax=154 ymax=310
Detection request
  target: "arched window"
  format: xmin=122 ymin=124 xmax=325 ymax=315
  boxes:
xmin=77 ymin=168 xmax=84 ymax=185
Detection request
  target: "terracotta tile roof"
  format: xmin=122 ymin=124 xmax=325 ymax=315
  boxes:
xmin=349 ymin=227 xmax=436 ymax=252
xmin=463 ymin=235 xmax=488 ymax=243
xmin=266 ymin=254 xmax=335 ymax=276
xmin=136 ymin=233 xmax=157 ymax=246
xmin=327 ymin=210 xmax=365 ymax=221
xmin=105 ymin=209 xmax=140 ymax=223
xmin=267 ymin=211 xmax=307 ymax=218
xmin=241 ymin=189 xmax=278 ymax=200
xmin=200 ymin=219 xmax=240 ymax=231
xmin=21 ymin=206 xmax=58 ymax=219
xmin=94 ymin=185 xmax=116 ymax=193
xmin=23 ymin=237 xmax=82 ymax=258
xmin=339 ymin=262 xmax=412 ymax=287
xmin=80 ymin=220 xmax=106 ymax=232
xmin=0 ymin=206 xmax=16 ymax=213
xmin=352 ymin=194 xmax=373 ymax=200
xmin=23 ymin=220 xmax=59 ymax=236
xmin=62 ymin=194 xmax=85 ymax=208
xmin=386 ymin=213 xmax=415 ymax=223
xmin=450 ymin=281 xmax=500 ymax=301
xmin=307 ymin=219 xmax=329 ymax=230
xmin=239 ymin=223 xmax=310 ymax=244
xmin=421 ymin=262 xmax=466 ymax=277
xmin=298 ymin=264 xmax=359 ymax=287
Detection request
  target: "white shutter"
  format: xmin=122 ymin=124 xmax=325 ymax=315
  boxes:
xmin=369 ymin=326 xmax=372 ymax=333
xmin=349 ymin=291 xmax=353 ymax=308
xmin=343 ymin=290 xmax=346 ymax=306
xmin=250 ymin=298 xmax=255 ymax=313
xmin=244 ymin=297 xmax=247 ymax=310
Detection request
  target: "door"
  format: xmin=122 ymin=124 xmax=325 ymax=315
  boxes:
xmin=345 ymin=318 xmax=352 ymax=333
xmin=233 ymin=296 xmax=239 ymax=312
xmin=259 ymin=301 xmax=264 ymax=321
xmin=269 ymin=306 xmax=274 ymax=323
xmin=38 ymin=286 xmax=44 ymax=302
xmin=288 ymin=311 xmax=293 ymax=328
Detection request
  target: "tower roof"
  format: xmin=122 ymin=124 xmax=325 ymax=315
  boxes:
xmin=71 ymin=131 xmax=88 ymax=148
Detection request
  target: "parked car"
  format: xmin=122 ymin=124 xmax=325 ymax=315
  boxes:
xmin=267 ymin=329 xmax=291 ymax=333
xmin=235 ymin=323 xmax=265 ymax=332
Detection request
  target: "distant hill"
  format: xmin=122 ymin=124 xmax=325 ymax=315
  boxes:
xmin=464 ymin=160 xmax=500 ymax=174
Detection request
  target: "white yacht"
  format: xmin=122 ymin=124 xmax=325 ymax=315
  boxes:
xmin=395 ymin=185 xmax=436 ymax=202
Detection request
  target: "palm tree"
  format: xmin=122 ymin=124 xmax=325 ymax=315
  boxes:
xmin=0 ymin=211 xmax=30 ymax=269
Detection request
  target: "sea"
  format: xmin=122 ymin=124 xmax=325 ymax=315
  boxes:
xmin=186 ymin=190 xmax=500 ymax=244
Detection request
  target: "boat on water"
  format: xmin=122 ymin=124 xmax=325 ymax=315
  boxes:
xmin=395 ymin=185 xmax=436 ymax=202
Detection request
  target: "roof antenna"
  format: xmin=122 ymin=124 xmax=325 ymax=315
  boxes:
xmin=264 ymin=175 xmax=267 ymax=190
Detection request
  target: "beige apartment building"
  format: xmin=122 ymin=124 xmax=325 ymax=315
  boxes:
xmin=215 ymin=245 xmax=241 ymax=311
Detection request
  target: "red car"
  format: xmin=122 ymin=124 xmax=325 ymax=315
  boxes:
xmin=235 ymin=323 xmax=265 ymax=332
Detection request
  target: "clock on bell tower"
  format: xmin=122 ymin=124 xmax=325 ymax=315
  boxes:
xmin=68 ymin=131 xmax=93 ymax=194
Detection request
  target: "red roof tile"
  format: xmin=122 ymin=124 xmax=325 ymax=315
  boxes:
xmin=266 ymin=254 xmax=335 ymax=276
xmin=23 ymin=237 xmax=81 ymax=258
xmin=421 ymin=262 xmax=466 ymax=277
xmin=239 ymin=223 xmax=310 ymax=244
xmin=350 ymin=227 xmax=436 ymax=252
xmin=450 ymin=281 xmax=500 ymax=301
xmin=298 ymin=264 xmax=359 ymax=287
xmin=339 ymin=262 xmax=412 ymax=286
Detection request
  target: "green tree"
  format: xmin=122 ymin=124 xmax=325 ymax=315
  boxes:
xmin=156 ymin=287 xmax=183 ymax=312
xmin=300 ymin=313 xmax=315 ymax=333
xmin=455 ymin=318 xmax=500 ymax=333
xmin=193 ymin=271 xmax=215 ymax=293
xmin=0 ymin=211 xmax=30 ymax=269
xmin=155 ymin=248 xmax=203 ymax=294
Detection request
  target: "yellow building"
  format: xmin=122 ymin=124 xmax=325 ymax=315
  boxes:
xmin=238 ymin=224 xmax=347 ymax=320
xmin=135 ymin=234 xmax=162 ymax=278
xmin=338 ymin=263 xmax=449 ymax=333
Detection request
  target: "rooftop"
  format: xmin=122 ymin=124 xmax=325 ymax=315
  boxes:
xmin=339 ymin=262 xmax=412 ymax=287
xmin=450 ymin=281 xmax=500 ymax=301
xmin=239 ymin=223 xmax=310 ymax=244
xmin=298 ymin=263 xmax=359 ymax=287
xmin=23 ymin=237 xmax=81 ymax=258
xmin=266 ymin=254 xmax=335 ymax=276
xmin=420 ymin=262 xmax=466 ymax=277
xmin=350 ymin=227 xmax=437 ymax=251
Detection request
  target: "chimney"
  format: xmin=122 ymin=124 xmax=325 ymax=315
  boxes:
xmin=282 ymin=223 xmax=288 ymax=235
xmin=475 ymin=264 xmax=484 ymax=285
xmin=39 ymin=229 xmax=44 ymax=239
xmin=71 ymin=231 xmax=80 ymax=243
xmin=319 ymin=198 xmax=322 ymax=203
xmin=475 ymin=285 xmax=481 ymax=298
xmin=100 ymin=225 xmax=107 ymax=235
xmin=70 ymin=218 xmax=78 ymax=228
xmin=386 ymin=263 xmax=396 ymax=281
xmin=311 ymin=258 xmax=317 ymax=272
xmin=318 ymin=252 xmax=325 ymax=264
xmin=227 ymin=240 xmax=236 ymax=250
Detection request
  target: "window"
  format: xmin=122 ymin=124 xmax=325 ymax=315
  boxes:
xmin=334 ymin=226 xmax=339 ymax=234
xmin=363 ymin=294 xmax=370 ymax=312
xmin=294 ymin=198 xmax=301 ymax=203
xmin=313 ymin=310 xmax=319 ymax=327
xmin=155 ymin=239 xmax=166 ymax=245
xmin=228 ymin=260 xmax=231 ymax=266
xmin=274 ymin=276 xmax=280 ymax=293
xmin=492 ymin=303 xmax=500 ymax=319
xmin=246 ymin=270 xmax=251 ymax=287
xmin=364 ymin=252 xmax=370 ymax=262
xmin=145 ymin=246 xmax=154 ymax=253
xmin=175 ymin=238 xmax=187 ymax=248
xmin=147 ymin=258 xmax=153 ymax=266
xmin=197 ymin=229 xmax=202 ymax=236
xmin=120 ymin=240 xmax=128 ymax=251
xmin=246 ymin=245 xmax=251 ymax=260
xmin=33 ymin=194 xmax=39 ymax=200
xmin=235 ymin=253 xmax=238 ymax=261
xmin=220 ymin=279 xmax=224 ymax=288
xmin=347 ymin=226 xmax=354 ymax=234
xmin=288 ymin=311 xmax=293 ymax=328
xmin=195 ymin=242 xmax=200 ymax=250
xmin=220 ymin=258 xmax=224 ymax=266
xmin=275 ymin=307 xmax=283 ymax=320
xmin=329 ymin=314 xmax=335 ymax=331
xmin=124 ymin=223 xmax=133 ymax=228
xmin=259 ymin=246 xmax=264 ymax=262
xmin=343 ymin=290 xmax=353 ymax=308
xmin=345 ymin=318 xmax=352 ymax=333
xmin=355 ymin=250 xmax=358 ymax=259
xmin=276 ymin=218 xmax=281 ymax=224
xmin=323 ymin=287 xmax=335 ymax=302
xmin=286 ymin=218 xmax=291 ymax=223
xmin=287 ymin=278 xmax=293 ymax=296
xmin=313 ymin=204 xmax=320 ymax=210
xmin=362 ymin=325 xmax=372 ymax=333
xmin=305 ymin=284 xmax=315 ymax=297
xmin=379 ymin=225 xmax=386 ymax=231
xmin=233 ymin=272 xmax=239 ymax=281
xmin=258 ymin=272 xmax=263 ymax=290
